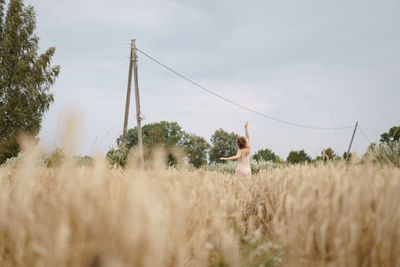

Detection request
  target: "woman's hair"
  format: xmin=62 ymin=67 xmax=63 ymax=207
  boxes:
xmin=236 ymin=136 xmax=247 ymax=149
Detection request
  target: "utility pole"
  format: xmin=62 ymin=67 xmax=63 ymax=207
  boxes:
xmin=122 ymin=40 xmax=144 ymax=169
xmin=132 ymin=40 xmax=145 ymax=169
xmin=346 ymin=121 xmax=358 ymax=159
xmin=122 ymin=41 xmax=134 ymax=145
xmin=392 ymin=126 xmax=400 ymax=140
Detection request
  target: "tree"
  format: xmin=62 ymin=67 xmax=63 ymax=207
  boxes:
xmin=286 ymin=149 xmax=312 ymax=164
xmin=110 ymin=121 xmax=187 ymax=166
xmin=183 ymin=133 xmax=210 ymax=168
xmin=0 ymin=0 xmax=59 ymax=163
xmin=380 ymin=126 xmax=400 ymax=143
xmin=209 ymin=129 xmax=238 ymax=164
xmin=316 ymin=147 xmax=340 ymax=161
xmin=119 ymin=121 xmax=186 ymax=148
xmin=252 ymin=148 xmax=278 ymax=162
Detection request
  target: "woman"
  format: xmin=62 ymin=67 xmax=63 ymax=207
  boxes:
xmin=220 ymin=121 xmax=251 ymax=178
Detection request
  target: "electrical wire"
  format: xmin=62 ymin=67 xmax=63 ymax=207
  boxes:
xmin=55 ymin=55 xmax=127 ymax=58
xmin=54 ymin=57 xmax=128 ymax=61
xmin=35 ymin=43 xmax=359 ymax=131
xmin=357 ymin=125 xmax=372 ymax=143
xmin=40 ymin=43 xmax=130 ymax=48
xmin=136 ymin=47 xmax=354 ymax=130
xmin=37 ymin=43 xmax=130 ymax=61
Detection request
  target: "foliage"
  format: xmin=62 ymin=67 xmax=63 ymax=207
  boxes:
xmin=111 ymin=123 xmax=242 ymax=168
xmin=209 ymin=129 xmax=239 ymax=164
xmin=207 ymin=159 xmax=280 ymax=174
xmin=380 ymin=126 xmax=400 ymax=143
xmin=365 ymin=141 xmax=400 ymax=167
xmin=106 ymin=145 xmax=129 ymax=167
xmin=250 ymin=159 xmax=281 ymax=174
xmin=75 ymin=155 xmax=93 ymax=167
xmin=0 ymin=0 xmax=59 ymax=163
xmin=315 ymin=147 xmax=340 ymax=161
xmin=252 ymin=148 xmax=278 ymax=163
xmin=3 ymin=150 xmax=25 ymax=167
xmin=120 ymin=121 xmax=186 ymax=148
xmin=183 ymin=133 xmax=210 ymax=168
xmin=113 ymin=121 xmax=187 ymax=166
xmin=43 ymin=147 xmax=64 ymax=168
xmin=43 ymin=148 xmax=93 ymax=168
xmin=286 ymin=149 xmax=312 ymax=164
xmin=3 ymin=148 xmax=93 ymax=168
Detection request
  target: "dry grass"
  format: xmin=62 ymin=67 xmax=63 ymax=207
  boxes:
xmin=0 ymin=143 xmax=399 ymax=266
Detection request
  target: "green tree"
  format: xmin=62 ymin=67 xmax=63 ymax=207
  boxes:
xmin=209 ymin=129 xmax=238 ymax=164
xmin=120 ymin=121 xmax=186 ymax=148
xmin=0 ymin=0 xmax=59 ymax=163
xmin=316 ymin=147 xmax=340 ymax=161
xmin=110 ymin=121 xmax=187 ymax=166
xmin=286 ymin=149 xmax=312 ymax=164
xmin=252 ymin=148 xmax=278 ymax=162
xmin=183 ymin=133 xmax=210 ymax=168
xmin=380 ymin=126 xmax=400 ymax=143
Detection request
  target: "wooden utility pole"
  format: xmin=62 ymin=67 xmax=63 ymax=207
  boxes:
xmin=122 ymin=41 xmax=134 ymax=145
xmin=392 ymin=126 xmax=400 ymax=140
xmin=122 ymin=40 xmax=144 ymax=168
xmin=132 ymin=40 xmax=145 ymax=169
xmin=346 ymin=121 xmax=358 ymax=158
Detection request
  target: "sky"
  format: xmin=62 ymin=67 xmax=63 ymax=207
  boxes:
xmin=26 ymin=0 xmax=400 ymax=159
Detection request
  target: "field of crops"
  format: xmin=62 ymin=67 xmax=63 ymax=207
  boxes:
xmin=1 ymin=142 xmax=400 ymax=267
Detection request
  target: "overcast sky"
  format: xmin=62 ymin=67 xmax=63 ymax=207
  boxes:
xmin=26 ymin=0 xmax=400 ymax=159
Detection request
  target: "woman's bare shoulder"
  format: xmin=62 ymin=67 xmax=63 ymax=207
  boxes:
xmin=241 ymin=148 xmax=250 ymax=156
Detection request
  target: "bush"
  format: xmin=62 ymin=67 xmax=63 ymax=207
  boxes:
xmin=43 ymin=148 xmax=65 ymax=168
xmin=365 ymin=141 xmax=400 ymax=167
xmin=207 ymin=159 xmax=280 ymax=174
xmin=2 ymin=149 xmax=93 ymax=168
xmin=250 ymin=160 xmax=281 ymax=173
xmin=106 ymin=145 xmax=129 ymax=167
xmin=3 ymin=152 xmax=26 ymax=168
xmin=75 ymin=155 xmax=93 ymax=167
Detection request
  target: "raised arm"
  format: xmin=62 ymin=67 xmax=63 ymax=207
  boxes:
xmin=245 ymin=121 xmax=249 ymax=139
xmin=245 ymin=121 xmax=250 ymax=147
xmin=220 ymin=150 xmax=241 ymax=161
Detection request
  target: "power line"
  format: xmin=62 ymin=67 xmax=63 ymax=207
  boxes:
xmin=49 ymin=47 xmax=129 ymax=50
xmin=54 ymin=57 xmax=128 ymax=61
xmin=136 ymin=47 xmax=354 ymax=130
xmin=56 ymin=55 xmax=127 ymax=58
xmin=40 ymin=43 xmax=129 ymax=48
xmin=357 ymin=125 xmax=372 ymax=143
xmin=36 ymin=43 xmax=130 ymax=61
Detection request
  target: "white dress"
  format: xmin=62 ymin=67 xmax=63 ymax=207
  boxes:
xmin=235 ymin=149 xmax=251 ymax=178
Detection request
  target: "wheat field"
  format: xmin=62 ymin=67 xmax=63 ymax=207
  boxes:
xmin=0 ymin=141 xmax=399 ymax=267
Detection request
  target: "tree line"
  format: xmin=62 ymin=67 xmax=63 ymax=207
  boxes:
xmin=106 ymin=121 xmax=400 ymax=168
